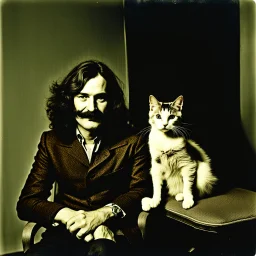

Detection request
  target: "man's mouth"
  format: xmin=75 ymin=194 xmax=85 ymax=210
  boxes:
xmin=86 ymin=117 xmax=100 ymax=122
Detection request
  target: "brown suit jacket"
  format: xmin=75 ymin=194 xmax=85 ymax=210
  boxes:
xmin=17 ymin=129 xmax=151 ymax=244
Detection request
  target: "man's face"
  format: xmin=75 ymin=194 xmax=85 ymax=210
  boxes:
xmin=74 ymin=74 xmax=108 ymax=131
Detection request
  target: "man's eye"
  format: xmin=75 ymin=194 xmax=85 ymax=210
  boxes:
xmin=156 ymin=114 xmax=161 ymax=119
xmin=97 ymin=98 xmax=106 ymax=103
xmin=96 ymin=96 xmax=107 ymax=103
xmin=78 ymin=95 xmax=87 ymax=100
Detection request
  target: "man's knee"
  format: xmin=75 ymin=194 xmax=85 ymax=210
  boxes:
xmin=87 ymin=239 xmax=117 ymax=256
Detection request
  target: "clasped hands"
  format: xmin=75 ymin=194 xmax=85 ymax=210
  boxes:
xmin=54 ymin=207 xmax=115 ymax=243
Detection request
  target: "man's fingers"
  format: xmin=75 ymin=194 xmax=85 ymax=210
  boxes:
xmin=66 ymin=212 xmax=85 ymax=230
xmin=66 ymin=215 xmax=77 ymax=230
xmin=84 ymin=233 xmax=94 ymax=242
xmin=76 ymin=228 xmax=88 ymax=240
xmin=68 ymin=220 xmax=87 ymax=233
xmin=65 ymin=210 xmax=86 ymax=229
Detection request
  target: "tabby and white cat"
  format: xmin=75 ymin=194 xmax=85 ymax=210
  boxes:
xmin=142 ymin=95 xmax=217 ymax=210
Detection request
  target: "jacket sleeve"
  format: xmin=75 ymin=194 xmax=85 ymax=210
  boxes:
xmin=16 ymin=132 xmax=66 ymax=228
xmin=111 ymin=134 xmax=152 ymax=219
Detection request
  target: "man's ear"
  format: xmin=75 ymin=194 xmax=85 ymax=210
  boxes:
xmin=172 ymin=95 xmax=183 ymax=111
xmin=149 ymin=95 xmax=160 ymax=111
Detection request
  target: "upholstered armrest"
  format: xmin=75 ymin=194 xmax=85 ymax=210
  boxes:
xmin=165 ymin=188 xmax=256 ymax=232
xmin=22 ymin=222 xmax=42 ymax=253
xmin=138 ymin=188 xmax=256 ymax=238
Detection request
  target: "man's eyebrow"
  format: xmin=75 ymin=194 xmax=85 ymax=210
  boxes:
xmin=78 ymin=92 xmax=89 ymax=96
xmin=77 ymin=92 xmax=107 ymax=97
xmin=95 ymin=93 xmax=107 ymax=97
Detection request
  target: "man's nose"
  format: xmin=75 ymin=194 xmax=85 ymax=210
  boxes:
xmin=87 ymin=97 xmax=97 ymax=112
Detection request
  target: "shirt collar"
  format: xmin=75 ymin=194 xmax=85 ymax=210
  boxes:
xmin=76 ymin=128 xmax=101 ymax=153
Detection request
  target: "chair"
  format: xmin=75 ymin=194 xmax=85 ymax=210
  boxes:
xmin=138 ymin=188 xmax=256 ymax=255
xmin=22 ymin=182 xmax=58 ymax=253
xmin=22 ymin=222 xmax=44 ymax=253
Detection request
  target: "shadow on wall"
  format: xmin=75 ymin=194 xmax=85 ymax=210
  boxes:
xmin=1 ymin=1 xmax=127 ymax=254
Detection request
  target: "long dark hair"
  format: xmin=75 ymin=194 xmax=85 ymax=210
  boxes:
xmin=46 ymin=60 xmax=131 ymax=141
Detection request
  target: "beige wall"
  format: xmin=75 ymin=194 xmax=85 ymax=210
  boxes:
xmin=0 ymin=1 xmax=3 ymax=253
xmin=240 ymin=0 xmax=256 ymax=150
xmin=0 ymin=0 xmax=127 ymax=254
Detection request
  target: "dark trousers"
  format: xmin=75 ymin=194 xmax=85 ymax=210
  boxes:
xmin=26 ymin=225 xmax=131 ymax=256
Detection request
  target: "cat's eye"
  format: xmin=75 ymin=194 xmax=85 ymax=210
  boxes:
xmin=169 ymin=115 xmax=176 ymax=120
xmin=156 ymin=114 xmax=161 ymax=119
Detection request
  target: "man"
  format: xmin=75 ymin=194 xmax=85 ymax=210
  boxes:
xmin=17 ymin=60 xmax=151 ymax=255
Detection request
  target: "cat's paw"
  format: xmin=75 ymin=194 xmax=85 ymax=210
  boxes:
xmin=175 ymin=193 xmax=184 ymax=201
xmin=141 ymin=197 xmax=153 ymax=211
xmin=151 ymin=196 xmax=161 ymax=208
xmin=182 ymin=198 xmax=194 ymax=209
xmin=141 ymin=197 xmax=161 ymax=211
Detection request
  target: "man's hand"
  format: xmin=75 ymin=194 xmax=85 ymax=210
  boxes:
xmin=82 ymin=225 xmax=115 ymax=243
xmin=54 ymin=206 xmax=114 ymax=240
xmin=93 ymin=225 xmax=116 ymax=242
xmin=84 ymin=233 xmax=94 ymax=242
xmin=65 ymin=207 xmax=113 ymax=239
xmin=54 ymin=207 xmax=79 ymax=225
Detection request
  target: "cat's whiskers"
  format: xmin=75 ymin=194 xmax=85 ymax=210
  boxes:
xmin=137 ymin=126 xmax=151 ymax=136
xmin=171 ymin=127 xmax=180 ymax=137
xmin=179 ymin=126 xmax=191 ymax=139
xmin=173 ymin=126 xmax=190 ymax=139
xmin=181 ymin=121 xmax=193 ymax=127
xmin=181 ymin=128 xmax=190 ymax=139
xmin=172 ymin=127 xmax=183 ymax=138
xmin=180 ymin=122 xmax=193 ymax=131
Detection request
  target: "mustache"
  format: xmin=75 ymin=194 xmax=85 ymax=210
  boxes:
xmin=75 ymin=109 xmax=104 ymax=120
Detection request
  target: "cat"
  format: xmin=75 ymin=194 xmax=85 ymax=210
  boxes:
xmin=142 ymin=95 xmax=218 ymax=210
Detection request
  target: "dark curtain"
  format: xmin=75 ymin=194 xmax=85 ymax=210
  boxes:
xmin=124 ymin=0 xmax=256 ymax=191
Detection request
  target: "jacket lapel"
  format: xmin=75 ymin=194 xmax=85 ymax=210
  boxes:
xmin=57 ymin=133 xmax=129 ymax=171
xmin=88 ymin=139 xmax=128 ymax=172
xmin=58 ymin=138 xmax=90 ymax=167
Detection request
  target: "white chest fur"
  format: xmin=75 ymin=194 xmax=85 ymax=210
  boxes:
xmin=148 ymin=128 xmax=185 ymax=157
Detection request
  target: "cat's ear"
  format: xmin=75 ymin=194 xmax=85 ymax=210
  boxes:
xmin=149 ymin=95 xmax=160 ymax=111
xmin=172 ymin=95 xmax=183 ymax=111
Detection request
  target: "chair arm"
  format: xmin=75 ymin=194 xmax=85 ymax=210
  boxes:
xmin=137 ymin=188 xmax=256 ymax=241
xmin=138 ymin=211 xmax=150 ymax=239
xmin=164 ymin=188 xmax=256 ymax=232
xmin=22 ymin=222 xmax=42 ymax=253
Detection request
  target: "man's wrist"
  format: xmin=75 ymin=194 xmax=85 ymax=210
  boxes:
xmin=96 ymin=206 xmax=114 ymax=222
xmin=105 ymin=203 xmax=126 ymax=218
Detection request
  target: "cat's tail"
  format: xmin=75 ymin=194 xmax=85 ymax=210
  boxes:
xmin=196 ymin=162 xmax=218 ymax=197
xmin=187 ymin=139 xmax=217 ymax=196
